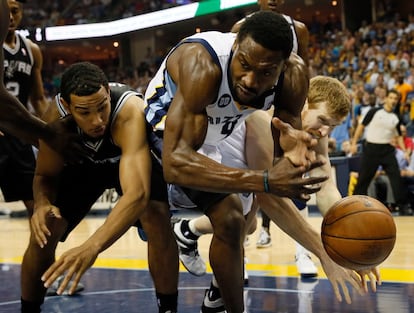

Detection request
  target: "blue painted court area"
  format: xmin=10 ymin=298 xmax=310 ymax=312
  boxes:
xmin=1 ymin=264 xmax=413 ymax=312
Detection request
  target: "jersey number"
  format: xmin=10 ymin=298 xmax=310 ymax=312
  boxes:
xmin=5 ymin=81 xmax=20 ymax=97
xmin=221 ymin=115 xmax=242 ymax=137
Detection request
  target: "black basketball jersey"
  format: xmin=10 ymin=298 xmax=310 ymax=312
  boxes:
xmin=3 ymin=33 xmax=34 ymax=107
xmin=55 ymin=83 xmax=143 ymax=164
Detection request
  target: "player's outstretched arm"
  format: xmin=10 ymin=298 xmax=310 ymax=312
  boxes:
xmin=256 ymin=193 xmax=369 ymax=304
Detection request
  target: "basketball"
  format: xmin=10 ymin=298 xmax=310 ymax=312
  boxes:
xmin=321 ymin=195 xmax=396 ymax=271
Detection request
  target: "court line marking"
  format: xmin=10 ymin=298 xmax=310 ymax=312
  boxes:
xmin=0 ymin=286 xmax=310 ymax=307
xmin=2 ymin=258 xmax=414 ymax=283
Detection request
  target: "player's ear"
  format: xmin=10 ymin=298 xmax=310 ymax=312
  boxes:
xmin=60 ymin=97 xmax=71 ymax=114
xmin=282 ymin=61 xmax=288 ymax=72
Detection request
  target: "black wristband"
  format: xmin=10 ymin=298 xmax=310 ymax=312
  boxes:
xmin=263 ymin=169 xmax=270 ymax=193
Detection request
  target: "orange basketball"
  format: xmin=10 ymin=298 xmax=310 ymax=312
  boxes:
xmin=321 ymin=195 xmax=396 ymax=271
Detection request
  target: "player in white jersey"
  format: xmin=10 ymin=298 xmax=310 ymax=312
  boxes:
xmin=175 ymin=0 xmax=316 ymax=281
xmin=142 ymin=11 xmax=370 ymax=313
xmin=173 ymin=76 xmax=381 ymax=312
xmin=234 ymin=0 xmax=315 ymax=272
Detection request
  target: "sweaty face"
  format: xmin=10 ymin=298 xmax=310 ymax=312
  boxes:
xmin=65 ymin=86 xmax=111 ymax=139
xmin=7 ymin=0 xmax=22 ymax=32
xmin=301 ymin=102 xmax=343 ymax=139
xmin=230 ymin=36 xmax=285 ymax=106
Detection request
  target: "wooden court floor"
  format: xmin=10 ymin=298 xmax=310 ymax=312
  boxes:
xmin=0 ymin=201 xmax=413 ymax=312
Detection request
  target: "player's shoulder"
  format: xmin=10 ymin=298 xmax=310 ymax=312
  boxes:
xmin=284 ymin=53 xmax=308 ymax=80
xmin=293 ymin=19 xmax=308 ymax=31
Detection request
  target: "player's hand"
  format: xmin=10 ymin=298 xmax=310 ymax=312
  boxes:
xmin=356 ymin=267 xmax=381 ymax=292
xmin=42 ymin=244 xmax=99 ymax=295
xmin=30 ymin=204 xmax=62 ymax=248
xmin=47 ymin=116 xmax=92 ymax=164
xmin=272 ymin=116 xmax=317 ymax=166
xmin=267 ymin=157 xmax=327 ymax=200
xmin=319 ymin=253 xmax=366 ymax=304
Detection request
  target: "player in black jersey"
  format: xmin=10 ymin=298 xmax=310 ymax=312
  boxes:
xmin=20 ymin=62 xmax=167 ymax=313
xmin=1 ymin=0 xmax=50 ymax=216
xmin=0 ymin=0 xmax=87 ymax=162
xmin=1 ymin=0 xmax=87 ymax=216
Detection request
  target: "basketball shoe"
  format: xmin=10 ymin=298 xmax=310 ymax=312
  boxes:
xmin=295 ymin=253 xmax=318 ymax=278
xmin=200 ymin=284 xmax=225 ymax=313
xmin=172 ymin=219 xmax=206 ymax=276
xmin=256 ymin=227 xmax=271 ymax=248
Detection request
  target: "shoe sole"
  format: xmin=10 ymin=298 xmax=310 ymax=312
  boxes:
xmin=179 ymin=255 xmax=206 ymax=277
xmin=300 ymin=272 xmax=318 ymax=278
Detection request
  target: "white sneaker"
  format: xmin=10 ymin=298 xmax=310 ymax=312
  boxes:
xmin=200 ymin=288 xmax=226 ymax=313
xmin=256 ymin=227 xmax=271 ymax=248
xmin=173 ymin=219 xmax=206 ymax=276
xmin=295 ymin=253 xmax=318 ymax=278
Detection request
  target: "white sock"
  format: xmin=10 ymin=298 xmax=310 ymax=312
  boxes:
xmin=212 ymin=275 xmax=219 ymax=288
xmin=188 ymin=219 xmax=204 ymax=237
xmin=296 ymin=207 xmax=310 ymax=256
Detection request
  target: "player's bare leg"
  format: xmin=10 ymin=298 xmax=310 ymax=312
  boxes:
xmin=204 ymin=195 xmax=245 ymax=313
xmin=140 ymin=200 xmax=179 ymax=313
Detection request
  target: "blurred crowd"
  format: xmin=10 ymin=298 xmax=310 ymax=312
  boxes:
xmin=32 ymin=3 xmax=414 ymax=156
xmin=23 ymin=0 xmax=196 ymax=28
xmin=306 ymin=12 xmax=414 ymax=156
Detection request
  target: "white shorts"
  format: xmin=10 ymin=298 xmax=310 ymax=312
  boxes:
xmin=169 ymin=122 xmax=254 ymax=215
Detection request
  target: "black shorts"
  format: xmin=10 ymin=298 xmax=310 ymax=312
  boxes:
xmin=0 ymin=134 xmax=35 ymax=202
xmin=57 ymin=154 xmax=167 ymax=241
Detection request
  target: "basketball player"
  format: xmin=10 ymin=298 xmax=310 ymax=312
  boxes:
xmin=173 ymin=76 xmax=381 ymax=312
xmin=0 ymin=0 xmax=87 ymax=162
xmin=20 ymin=62 xmax=167 ymax=313
xmin=237 ymin=0 xmax=314 ymax=274
xmin=141 ymin=12 xmax=369 ymax=313
xmin=1 ymin=0 xmax=50 ymax=216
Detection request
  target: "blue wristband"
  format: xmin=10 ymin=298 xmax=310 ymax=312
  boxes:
xmin=263 ymin=169 xmax=270 ymax=193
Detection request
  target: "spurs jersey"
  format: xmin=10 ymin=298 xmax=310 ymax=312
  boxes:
xmin=55 ymin=83 xmax=142 ymax=164
xmin=3 ymin=33 xmax=34 ymax=106
xmin=145 ymin=31 xmax=278 ymax=146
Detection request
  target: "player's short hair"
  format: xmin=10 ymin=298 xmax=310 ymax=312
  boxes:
xmin=60 ymin=62 xmax=109 ymax=104
xmin=237 ymin=11 xmax=293 ymax=59
xmin=308 ymin=76 xmax=350 ymax=120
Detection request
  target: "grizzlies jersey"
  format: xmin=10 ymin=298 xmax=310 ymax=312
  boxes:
xmin=282 ymin=14 xmax=299 ymax=55
xmin=55 ymin=83 xmax=142 ymax=164
xmin=3 ymin=33 xmax=34 ymax=106
xmin=145 ymin=31 xmax=277 ymax=146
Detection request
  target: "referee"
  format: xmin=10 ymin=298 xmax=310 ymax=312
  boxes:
xmin=350 ymin=89 xmax=413 ymax=216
